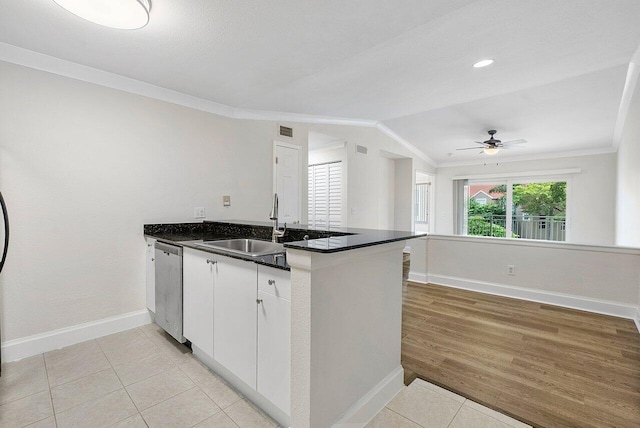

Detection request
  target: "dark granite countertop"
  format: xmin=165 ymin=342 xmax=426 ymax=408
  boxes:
xmin=143 ymin=220 xmax=427 ymax=270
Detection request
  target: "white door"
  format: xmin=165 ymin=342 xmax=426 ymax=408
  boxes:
xmin=213 ymin=255 xmax=258 ymax=389
xmin=183 ymin=248 xmax=214 ymax=359
xmin=274 ymin=142 xmax=301 ymax=224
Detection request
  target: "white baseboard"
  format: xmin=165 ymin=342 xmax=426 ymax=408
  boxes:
xmin=635 ymin=307 xmax=640 ymax=334
xmin=427 ymin=274 xmax=639 ymax=321
xmin=408 ymin=271 xmax=427 ymax=284
xmin=192 ymin=345 xmax=290 ymax=428
xmin=332 ymin=365 xmax=404 ymax=428
xmin=1 ymin=309 xmax=152 ymax=362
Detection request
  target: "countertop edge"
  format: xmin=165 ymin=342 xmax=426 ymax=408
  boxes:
xmin=145 ymin=235 xmax=291 ymax=271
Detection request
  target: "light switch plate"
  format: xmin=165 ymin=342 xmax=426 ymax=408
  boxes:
xmin=223 ymin=195 xmax=231 ymax=207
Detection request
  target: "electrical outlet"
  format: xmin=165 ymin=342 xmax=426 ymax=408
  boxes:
xmin=223 ymin=195 xmax=231 ymax=207
xmin=194 ymin=207 xmax=205 ymax=218
xmin=507 ymin=265 xmax=515 ymax=276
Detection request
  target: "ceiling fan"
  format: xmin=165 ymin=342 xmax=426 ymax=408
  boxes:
xmin=456 ymin=130 xmax=526 ymax=155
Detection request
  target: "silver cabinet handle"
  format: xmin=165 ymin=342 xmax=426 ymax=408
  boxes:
xmin=206 ymin=259 xmax=217 ymax=264
xmin=256 ymin=299 xmax=263 ymax=304
xmin=268 ymin=279 xmax=275 ymax=285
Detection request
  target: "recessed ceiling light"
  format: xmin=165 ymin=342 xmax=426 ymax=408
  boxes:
xmin=473 ymin=59 xmax=494 ymax=68
xmin=53 ymin=0 xmax=151 ymax=30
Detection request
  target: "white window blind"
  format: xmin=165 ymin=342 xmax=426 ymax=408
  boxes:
xmin=308 ymin=161 xmax=342 ymax=229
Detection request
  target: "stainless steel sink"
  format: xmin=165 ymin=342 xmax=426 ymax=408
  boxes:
xmin=194 ymin=239 xmax=284 ymax=257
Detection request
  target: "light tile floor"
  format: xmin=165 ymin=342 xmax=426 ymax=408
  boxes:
xmin=1 ymin=325 xmax=531 ymax=428
xmin=366 ymin=378 xmax=531 ymax=428
xmin=0 ymin=324 xmax=277 ymax=428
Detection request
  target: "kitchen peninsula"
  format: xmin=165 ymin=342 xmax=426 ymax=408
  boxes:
xmin=144 ymin=220 xmax=426 ymax=427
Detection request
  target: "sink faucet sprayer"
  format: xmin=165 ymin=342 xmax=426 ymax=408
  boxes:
xmin=269 ymin=193 xmax=286 ymax=243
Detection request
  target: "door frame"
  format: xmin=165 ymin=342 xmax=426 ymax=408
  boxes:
xmin=272 ymin=140 xmax=303 ymax=224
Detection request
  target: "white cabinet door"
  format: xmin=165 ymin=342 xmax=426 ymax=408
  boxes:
xmin=257 ymin=265 xmax=291 ymax=414
xmin=145 ymin=238 xmax=156 ymax=312
xmin=183 ymin=248 xmax=214 ymax=359
xmin=214 ymin=255 xmax=258 ymax=389
xmin=257 ymin=290 xmax=290 ymax=414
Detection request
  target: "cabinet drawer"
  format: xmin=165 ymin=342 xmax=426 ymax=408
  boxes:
xmin=258 ymin=265 xmax=291 ymax=300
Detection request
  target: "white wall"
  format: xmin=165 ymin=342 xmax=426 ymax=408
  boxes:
xmin=426 ymin=235 xmax=640 ymax=319
xmin=378 ymin=157 xmax=395 ymax=229
xmin=304 ymin=124 xmax=434 ymax=230
xmin=394 ymin=158 xmax=413 ymax=232
xmin=616 ymin=74 xmax=640 ymax=247
xmin=435 ymin=153 xmax=618 ymax=246
xmin=0 ymin=61 xmax=293 ymax=342
xmin=288 ymin=242 xmax=405 ymax=427
xmin=0 ymin=61 xmax=429 ymax=346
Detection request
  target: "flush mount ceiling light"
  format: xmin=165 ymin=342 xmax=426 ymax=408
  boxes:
xmin=483 ymin=147 xmax=499 ymax=155
xmin=53 ymin=0 xmax=151 ymax=30
xmin=473 ymin=59 xmax=494 ymax=68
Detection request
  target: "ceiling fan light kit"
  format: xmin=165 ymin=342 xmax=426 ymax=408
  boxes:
xmin=456 ymin=130 xmax=526 ymax=156
xmin=52 ymin=0 xmax=151 ymax=29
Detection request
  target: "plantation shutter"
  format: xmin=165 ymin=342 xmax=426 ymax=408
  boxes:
xmin=308 ymin=161 xmax=342 ymax=229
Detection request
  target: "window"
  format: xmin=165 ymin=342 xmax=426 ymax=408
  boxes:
xmin=459 ymin=178 xmax=567 ymax=241
xmin=308 ymin=161 xmax=342 ymax=229
xmin=415 ymin=182 xmax=430 ymax=225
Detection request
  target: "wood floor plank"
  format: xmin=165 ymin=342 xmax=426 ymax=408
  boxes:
xmin=401 ymin=278 xmax=640 ymax=428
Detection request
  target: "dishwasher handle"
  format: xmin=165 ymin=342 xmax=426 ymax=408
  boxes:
xmin=154 ymin=241 xmax=183 ymax=257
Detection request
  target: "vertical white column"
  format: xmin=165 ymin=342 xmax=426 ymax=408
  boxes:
xmin=288 ymin=242 xmax=406 ymax=427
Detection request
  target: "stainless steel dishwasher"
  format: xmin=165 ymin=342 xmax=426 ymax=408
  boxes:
xmin=154 ymin=241 xmax=186 ymax=343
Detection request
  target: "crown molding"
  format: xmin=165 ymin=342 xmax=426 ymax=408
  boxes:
xmin=0 ymin=42 xmax=434 ymax=163
xmin=0 ymin=42 xmax=238 ymax=118
xmin=375 ymin=122 xmax=437 ymax=166
xmin=436 ymin=146 xmax=616 ymax=168
xmin=233 ymin=107 xmax=377 ymax=127
xmin=612 ymin=47 xmax=640 ymax=150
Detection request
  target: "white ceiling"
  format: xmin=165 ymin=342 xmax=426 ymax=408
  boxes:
xmin=1 ymin=0 xmax=639 ymax=165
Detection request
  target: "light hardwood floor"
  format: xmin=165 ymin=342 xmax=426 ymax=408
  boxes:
xmin=401 ymin=280 xmax=640 ymax=428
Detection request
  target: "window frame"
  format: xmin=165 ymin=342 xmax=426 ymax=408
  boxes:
xmin=465 ymin=175 xmax=571 ymax=241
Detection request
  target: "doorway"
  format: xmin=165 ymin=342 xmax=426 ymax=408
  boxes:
xmin=273 ymin=141 xmax=301 ymax=224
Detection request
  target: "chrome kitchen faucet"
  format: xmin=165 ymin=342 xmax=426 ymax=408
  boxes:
xmin=269 ymin=193 xmax=286 ymax=243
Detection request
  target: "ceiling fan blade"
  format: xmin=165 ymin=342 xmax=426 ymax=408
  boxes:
xmin=456 ymin=147 xmax=483 ymax=151
xmin=473 ymin=141 xmax=487 ymax=145
xmin=502 ymin=139 xmax=527 ymax=145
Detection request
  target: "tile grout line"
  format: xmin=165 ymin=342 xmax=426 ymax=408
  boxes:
xmin=96 ymin=327 xmax=150 ymax=427
xmin=176 ymin=362 xmax=243 ymax=428
xmin=41 ymin=352 xmax=60 ymax=428
xmin=411 ymin=379 xmax=467 ymax=403
xmin=383 ymin=405 xmax=429 ymax=427
xmin=0 ymin=360 xmax=50 ymax=407
xmin=445 ymin=398 xmax=467 ymax=428
xmin=43 ymin=343 xmax=106 ymax=390
xmin=463 ymin=400 xmax=529 ymax=428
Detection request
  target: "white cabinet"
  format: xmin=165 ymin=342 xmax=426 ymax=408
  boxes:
xmin=145 ymin=237 xmax=156 ymax=312
xmin=213 ymin=255 xmax=258 ymax=389
xmin=183 ymin=248 xmax=215 ymax=359
xmin=181 ymin=249 xmax=291 ymax=417
xmin=257 ymin=265 xmax=291 ymax=414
